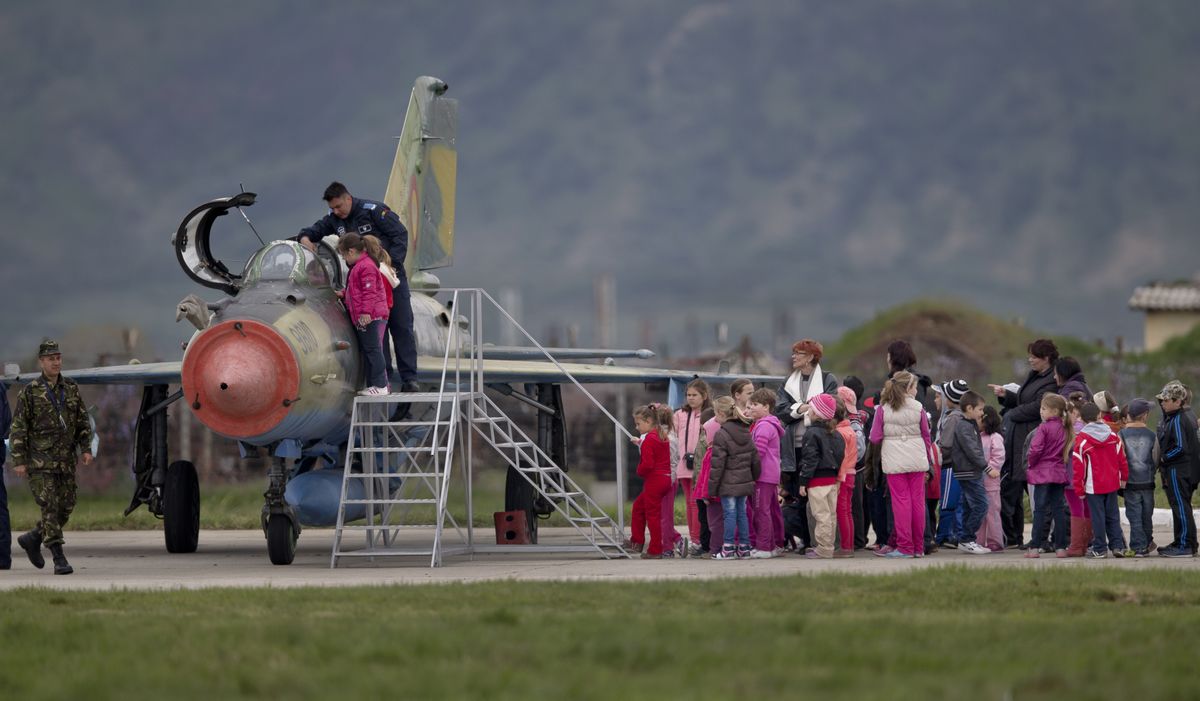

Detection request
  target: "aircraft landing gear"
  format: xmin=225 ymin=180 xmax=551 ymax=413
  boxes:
xmin=127 ymin=384 xmax=200 ymax=553
xmin=263 ymin=456 xmax=301 ymax=565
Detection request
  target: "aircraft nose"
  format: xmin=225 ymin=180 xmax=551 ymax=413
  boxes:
xmin=182 ymin=319 xmax=300 ymax=439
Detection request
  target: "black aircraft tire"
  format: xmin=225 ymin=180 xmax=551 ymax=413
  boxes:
xmin=504 ymin=465 xmax=538 ymax=544
xmin=163 ymin=461 xmax=200 ymax=553
xmin=266 ymin=515 xmax=298 ymax=566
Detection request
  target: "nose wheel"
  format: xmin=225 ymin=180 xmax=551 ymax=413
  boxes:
xmin=266 ymin=514 xmax=298 ymax=565
xmin=164 ymin=460 xmax=201 ymax=553
xmin=263 ymin=455 xmax=301 ymax=565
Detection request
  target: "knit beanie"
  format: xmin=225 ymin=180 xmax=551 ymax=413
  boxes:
xmin=940 ymin=379 xmax=969 ymax=404
xmin=836 ymin=386 xmax=858 ymax=413
xmin=810 ymin=393 xmax=837 ymax=421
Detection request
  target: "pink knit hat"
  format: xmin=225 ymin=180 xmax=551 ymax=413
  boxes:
xmin=810 ymin=393 xmax=837 ymax=421
xmin=836 ymin=386 xmax=857 ymax=412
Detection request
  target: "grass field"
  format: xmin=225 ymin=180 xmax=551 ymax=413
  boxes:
xmin=0 ymin=567 xmax=1194 ymax=700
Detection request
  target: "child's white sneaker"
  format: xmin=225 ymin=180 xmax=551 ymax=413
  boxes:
xmin=749 ymin=549 xmax=774 ymax=559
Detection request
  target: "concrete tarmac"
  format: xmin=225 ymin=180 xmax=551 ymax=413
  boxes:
xmin=1 ymin=519 xmax=1196 ymax=591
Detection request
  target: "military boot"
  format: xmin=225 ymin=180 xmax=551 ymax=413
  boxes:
xmin=49 ymin=544 xmax=73 ymax=575
xmin=17 ymin=529 xmax=45 ymax=569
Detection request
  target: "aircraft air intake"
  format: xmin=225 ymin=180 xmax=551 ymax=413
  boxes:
xmin=182 ymin=319 xmax=301 ymax=439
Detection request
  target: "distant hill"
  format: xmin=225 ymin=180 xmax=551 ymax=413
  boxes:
xmin=2 ymin=1 xmax=1199 ymax=360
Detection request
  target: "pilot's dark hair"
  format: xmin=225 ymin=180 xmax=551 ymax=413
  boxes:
xmin=323 ymin=181 xmax=350 ymax=201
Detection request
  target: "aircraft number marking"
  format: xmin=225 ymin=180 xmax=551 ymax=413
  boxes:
xmin=288 ymin=321 xmax=318 ymax=356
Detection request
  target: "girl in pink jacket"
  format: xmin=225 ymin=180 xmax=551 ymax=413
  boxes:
xmin=975 ymin=405 xmax=1006 ymax=551
xmin=337 ymin=233 xmax=392 ymax=396
xmin=674 ymin=379 xmax=713 ymax=556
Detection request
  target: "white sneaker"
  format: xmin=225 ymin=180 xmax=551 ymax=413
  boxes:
xmin=772 ymin=547 xmax=786 ymax=557
xmin=962 ymin=541 xmax=990 ymax=555
xmin=675 ymin=537 xmax=689 ymax=559
xmin=750 ymin=549 xmax=774 ymax=559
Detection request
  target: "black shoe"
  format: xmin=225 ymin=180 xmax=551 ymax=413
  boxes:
xmin=400 ymin=380 xmax=421 ymax=393
xmin=18 ymin=530 xmax=45 ymax=569
xmin=49 ymin=544 xmax=73 ymax=575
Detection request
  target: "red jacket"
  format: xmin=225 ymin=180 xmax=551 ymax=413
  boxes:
xmin=343 ymin=256 xmax=391 ymax=321
xmin=1071 ymin=423 xmax=1128 ymax=495
xmin=636 ymin=431 xmax=672 ymax=479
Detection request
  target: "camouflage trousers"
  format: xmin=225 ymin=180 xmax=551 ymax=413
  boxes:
xmin=27 ymin=471 xmax=77 ymax=547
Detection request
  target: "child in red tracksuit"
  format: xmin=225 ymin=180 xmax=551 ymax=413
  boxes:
xmin=1071 ymin=402 xmax=1129 ymax=558
xmin=625 ymin=405 xmax=673 ymax=558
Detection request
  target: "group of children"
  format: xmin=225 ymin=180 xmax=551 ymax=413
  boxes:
xmin=623 ymin=341 xmax=1200 ymax=562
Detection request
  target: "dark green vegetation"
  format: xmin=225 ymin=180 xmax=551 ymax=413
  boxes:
xmin=2 ymin=2 xmax=1198 ymax=359
xmin=829 ymin=298 xmax=1198 ymax=409
xmin=1 ymin=568 xmax=1196 ymax=700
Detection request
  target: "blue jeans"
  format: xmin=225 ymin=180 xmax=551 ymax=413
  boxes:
xmin=1087 ymin=492 xmax=1126 ymax=554
xmin=1124 ymin=488 xmax=1155 ymax=552
xmin=355 ymin=319 xmax=388 ymax=389
xmin=1030 ymin=483 xmax=1068 ymax=550
xmin=0 ymin=473 xmax=10 ymax=568
xmin=720 ymin=496 xmax=750 ymax=547
xmin=957 ymin=477 xmax=989 ymax=542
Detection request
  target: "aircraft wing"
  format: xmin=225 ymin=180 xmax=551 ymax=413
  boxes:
xmin=422 ymin=357 xmax=782 ymax=387
xmin=11 ymin=362 xmax=183 ymax=386
xmin=8 ymin=357 xmax=779 ymax=390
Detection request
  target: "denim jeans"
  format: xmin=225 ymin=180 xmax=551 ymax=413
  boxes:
xmin=355 ymin=319 xmax=388 ymax=389
xmin=1030 ymin=483 xmax=1068 ymax=550
xmin=1124 ymin=488 xmax=1155 ymax=552
xmin=1086 ymin=492 xmax=1126 ymax=554
xmin=720 ymin=495 xmax=750 ymax=547
xmin=956 ymin=477 xmax=989 ymax=542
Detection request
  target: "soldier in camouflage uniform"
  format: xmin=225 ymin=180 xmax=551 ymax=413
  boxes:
xmin=8 ymin=340 xmax=93 ymax=575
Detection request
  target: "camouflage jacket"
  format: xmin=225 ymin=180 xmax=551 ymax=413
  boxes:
xmin=9 ymin=374 xmax=92 ymax=473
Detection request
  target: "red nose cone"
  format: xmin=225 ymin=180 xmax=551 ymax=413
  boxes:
xmin=182 ymin=319 xmax=300 ymax=439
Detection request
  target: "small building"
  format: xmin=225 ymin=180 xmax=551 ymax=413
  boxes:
xmin=1129 ymin=277 xmax=1200 ymax=351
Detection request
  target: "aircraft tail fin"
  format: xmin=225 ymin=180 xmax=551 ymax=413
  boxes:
xmin=383 ymin=76 xmax=458 ymax=274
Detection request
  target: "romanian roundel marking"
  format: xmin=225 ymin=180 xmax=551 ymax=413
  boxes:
xmin=288 ymin=320 xmax=318 ymax=356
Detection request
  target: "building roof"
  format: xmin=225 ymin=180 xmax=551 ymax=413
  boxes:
xmin=1129 ymin=280 xmax=1200 ymax=311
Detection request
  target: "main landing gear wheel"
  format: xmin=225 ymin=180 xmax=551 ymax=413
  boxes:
xmin=505 ymin=465 xmax=539 ymax=544
xmin=163 ymin=460 xmax=200 ymax=553
xmin=266 ymin=515 xmax=298 ymax=566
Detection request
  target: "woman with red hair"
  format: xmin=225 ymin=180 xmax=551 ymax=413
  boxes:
xmin=773 ymin=339 xmax=840 ymax=550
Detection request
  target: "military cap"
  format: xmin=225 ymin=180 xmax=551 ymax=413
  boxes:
xmin=1156 ymin=380 xmax=1188 ymax=403
xmin=38 ymin=339 xmax=61 ymax=357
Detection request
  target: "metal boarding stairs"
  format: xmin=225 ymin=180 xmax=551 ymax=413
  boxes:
xmin=330 ymin=289 xmax=632 ymax=567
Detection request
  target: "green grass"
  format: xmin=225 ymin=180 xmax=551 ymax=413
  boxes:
xmin=1 ymin=568 xmax=1197 ymax=699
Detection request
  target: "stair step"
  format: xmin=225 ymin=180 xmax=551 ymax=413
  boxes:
xmin=347 ymin=446 xmax=451 ymax=454
xmin=339 ymin=498 xmax=440 ymax=505
xmin=351 ymin=420 xmax=453 ymax=427
xmin=344 ymin=472 xmax=443 ymax=479
xmin=493 ymin=441 xmax=534 ymax=449
xmin=544 ymin=491 xmax=584 ymax=499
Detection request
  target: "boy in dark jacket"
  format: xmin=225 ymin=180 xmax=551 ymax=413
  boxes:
xmin=1120 ymin=398 xmax=1159 ymax=556
xmin=1156 ymin=381 xmax=1200 ymax=557
xmin=948 ymin=392 xmax=992 ymax=554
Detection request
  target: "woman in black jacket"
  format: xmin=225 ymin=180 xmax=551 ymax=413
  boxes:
xmin=988 ymin=338 xmax=1059 ymax=548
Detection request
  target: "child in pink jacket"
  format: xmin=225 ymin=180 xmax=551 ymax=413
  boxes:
xmin=337 ymin=233 xmax=392 ymax=395
xmin=975 ymin=405 xmax=1006 ymax=551
xmin=748 ymin=389 xmax=785 ymax=558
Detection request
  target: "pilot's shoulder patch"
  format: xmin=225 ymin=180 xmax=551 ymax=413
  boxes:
xmin=362 ymin=202 xmax=377 ymax=211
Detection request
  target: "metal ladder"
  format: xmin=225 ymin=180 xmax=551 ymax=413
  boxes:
xmin=330 ymin=391 xmax=473 ymax=568
xmin=469 ymin=392 xmax=629 ymax=559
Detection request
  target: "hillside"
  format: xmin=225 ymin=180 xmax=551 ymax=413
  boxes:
xmin=2 ymin=2 xmax=1199 ymax=360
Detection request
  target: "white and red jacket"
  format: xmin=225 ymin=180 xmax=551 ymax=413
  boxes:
xmin=1071 ymin=422 xmax=1128 ymax=495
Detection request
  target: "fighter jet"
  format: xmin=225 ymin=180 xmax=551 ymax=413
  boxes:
xmin=10 ymin=77 xmax=781 ymax=565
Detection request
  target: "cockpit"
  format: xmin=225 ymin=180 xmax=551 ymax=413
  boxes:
xmin=173 ymin=193 xmax=344 ymax=295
